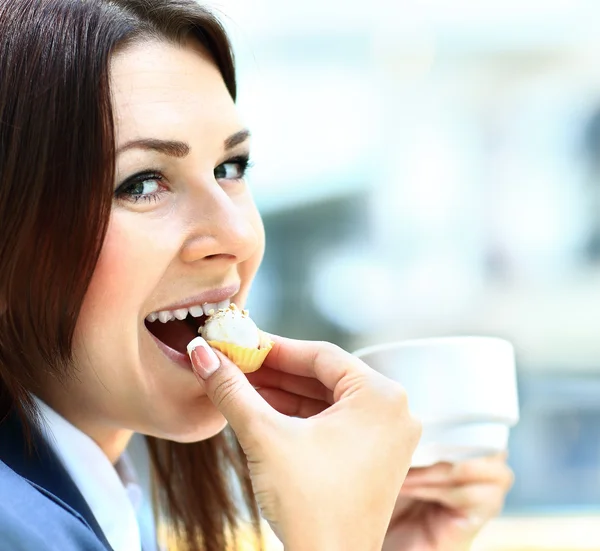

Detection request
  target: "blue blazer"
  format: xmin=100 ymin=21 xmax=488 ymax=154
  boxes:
xmin=0 ymin=411 xmax=112 ymax=550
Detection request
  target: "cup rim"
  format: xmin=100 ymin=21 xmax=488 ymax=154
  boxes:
xmin=352 ymin=335 xmax=513 ymax=359
xmin=417 ymin=413 xmax=519 ymax=427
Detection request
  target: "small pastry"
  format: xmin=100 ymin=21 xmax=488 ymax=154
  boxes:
xmin=198 ymin=303 xmax=273 ymax=373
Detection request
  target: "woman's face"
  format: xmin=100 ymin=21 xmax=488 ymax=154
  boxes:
xmin=42 ymin=38 xmax=265 ymax=455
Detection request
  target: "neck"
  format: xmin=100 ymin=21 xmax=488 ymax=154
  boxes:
xmin=33 ymin=394 xmax=134 ymax=464
xmin=88 ymin=427 xmax=134 ymax=464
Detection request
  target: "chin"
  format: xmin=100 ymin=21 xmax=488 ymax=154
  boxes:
xmin=158 ymin=403 xmax=229 ymax=443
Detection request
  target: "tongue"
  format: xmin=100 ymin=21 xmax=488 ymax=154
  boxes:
xmin=147 ymin=319 xmax=197 ymax=355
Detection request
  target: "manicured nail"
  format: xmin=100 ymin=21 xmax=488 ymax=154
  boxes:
xmin=187 ymin=337 xmax=220 ymax=380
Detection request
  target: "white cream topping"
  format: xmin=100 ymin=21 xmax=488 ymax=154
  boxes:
xmin=199 ymin=304 xmax=260 ymax=348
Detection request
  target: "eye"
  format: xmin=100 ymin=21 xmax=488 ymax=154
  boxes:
xmin=114 ymin=171 xmax=167 ymax=204
xmin=214 ymin=155 xmax=251 ymax=181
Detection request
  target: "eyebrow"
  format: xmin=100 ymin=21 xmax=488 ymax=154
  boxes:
xmin=116 ymin=129 xmax=251 ymax=157
xmin=224 ymin=129 xmax=251 ymax=150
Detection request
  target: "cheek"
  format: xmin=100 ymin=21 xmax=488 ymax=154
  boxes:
xmin=78 ymin=216 xmax=167 ymax=330
xmin=249 ymin=209 xmax=266 ymax=268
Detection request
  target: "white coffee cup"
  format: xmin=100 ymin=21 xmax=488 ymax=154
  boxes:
xmin=353 ymin=336 xmax=519 ymax=467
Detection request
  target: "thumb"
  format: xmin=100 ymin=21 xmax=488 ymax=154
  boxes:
xmin=187 ymin=337 xmax=273 ymax=435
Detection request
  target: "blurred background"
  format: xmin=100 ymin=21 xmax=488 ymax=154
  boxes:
xmin=214 ymin=0 xmax=600 ymax=547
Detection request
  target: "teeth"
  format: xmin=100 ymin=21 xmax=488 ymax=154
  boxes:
xmin=147 ymin=297 xmax=233 ymax=324
xmin=202 ymin=302 xmax=219 ymax=315
xmin=173 ymin=308 xmax=188 ymax=320
xmin=189 ymin=305 xmax=204 ymax=318
xmin=158 ymin=311 xmax=173 ymax=323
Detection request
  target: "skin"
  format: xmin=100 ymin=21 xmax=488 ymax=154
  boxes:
xmin=37 ymin=37 xmax=265 ymax=460
xmin=247 ymin=362 xmax=514 ymax=550
xmin=193 ymin=338 xmax=422 ymax=550
xmin=35 ymin=37 xmax=512 ymax=549
xmin=387 ymin=453 xmax=514 ymax=550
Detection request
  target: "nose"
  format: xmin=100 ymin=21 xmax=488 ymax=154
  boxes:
xmin=179 ymin=185 xmax=260 ymax=266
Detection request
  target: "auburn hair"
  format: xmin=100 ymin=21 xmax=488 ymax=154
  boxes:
xmin=0 ymin=1 xmax=261 ymax=549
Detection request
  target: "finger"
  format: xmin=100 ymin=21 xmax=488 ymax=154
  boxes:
xmin=256 ymin=387 xmax=329 ymax=418
xmin=390 ymin=499 xmax=430 ymax=528
xmin=399 ymin=482 xmax=508 ymax=521
xmin=403 ymin=453 xmax=512 ymax=488
xmin=247 ymin=367 xmax=334 ymax=404
xmin=262 ymin=334 xmax=374 ymax=394
xmin=188 ymin=337 xmax=274 ymax=434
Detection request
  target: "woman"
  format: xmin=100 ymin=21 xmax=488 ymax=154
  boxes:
xmin=0 ymin=1 xmax=513 ymax=550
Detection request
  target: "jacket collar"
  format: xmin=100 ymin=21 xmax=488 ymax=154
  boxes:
xmin=0 ymin=409 xmax=113 ymax=550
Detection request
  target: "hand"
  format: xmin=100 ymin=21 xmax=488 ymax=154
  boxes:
xmin=188 ymin=335 xmax=422 ymax=551
xmin=382 ymin=454 xmax=514 ymax=551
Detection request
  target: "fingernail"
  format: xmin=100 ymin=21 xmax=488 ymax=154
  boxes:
xmin=187 ymin=337 xmax=220 ymax=380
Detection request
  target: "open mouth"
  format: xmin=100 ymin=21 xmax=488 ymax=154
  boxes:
xmin=144 ymin=299 xmax=229 ymax=356
xmin=145 ymin=313 xmax=205 ymax=355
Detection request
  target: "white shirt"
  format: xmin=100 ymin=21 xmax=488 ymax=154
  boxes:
xmin=34 ymin=397 xmax=149 ymax=551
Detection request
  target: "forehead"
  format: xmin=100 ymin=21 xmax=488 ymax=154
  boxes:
xmin=109 ymin=38 xmax=240 ymax=147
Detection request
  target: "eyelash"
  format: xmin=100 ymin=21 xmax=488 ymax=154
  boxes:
xmin=114 ymin=154 xmax=253 ymax=204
